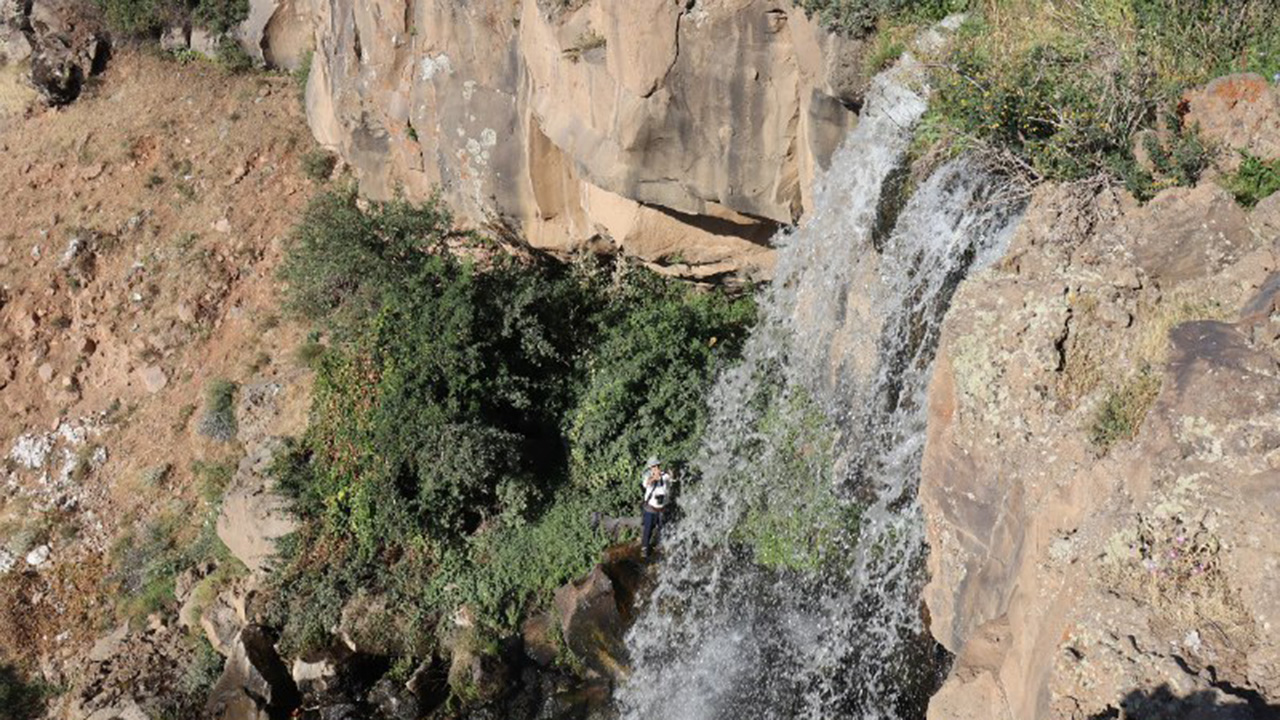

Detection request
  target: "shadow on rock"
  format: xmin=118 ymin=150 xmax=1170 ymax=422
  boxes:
xmin=1088 ymin=684 xmax=1280 ymax=720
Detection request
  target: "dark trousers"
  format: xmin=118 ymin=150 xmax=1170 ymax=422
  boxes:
xmin=641 ymin=508 xmax=663 ymax=552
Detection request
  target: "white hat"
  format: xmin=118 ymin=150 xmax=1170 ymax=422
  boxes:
xmin=645 ymin=456 xmax=661 ymax=469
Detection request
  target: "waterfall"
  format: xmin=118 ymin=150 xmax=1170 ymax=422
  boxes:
xmin=616 ymin=52 xmax=1024 ymax=720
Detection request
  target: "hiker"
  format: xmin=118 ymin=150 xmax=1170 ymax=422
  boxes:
xmin=640 ymin=457 xmax=673 ymax=559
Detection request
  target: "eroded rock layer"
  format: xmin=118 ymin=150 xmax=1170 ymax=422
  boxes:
xmin=302 ymin=0 xmax=868 ymax=277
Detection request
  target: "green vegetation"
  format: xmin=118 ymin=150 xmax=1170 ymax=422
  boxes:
xmin=302 ymin=149 xmax=338 ymax=183
xmin=797 ymin=0 xmax=967 ymax=36
xmin=733 ymin=388 xmax=855 ymax=572
xmin=197 ymin=379 xmax=237 ymax=442
xmin=0 ymin=664 xmax=52 ymax=720
xmin=1223 ymin=152 xmax=1280 ymax=207
xmin=97 ymin=0 xmax=249 ymax=38
xmin=107 ymin=505 xmax=237 ymax=623
xmin=268 ymin=188 xmax=754 ymax=655
xmin=1090 ymin=370 xmax=1161 ymax=454
xmin=920 ymin=0 xmax=1280 ymax=190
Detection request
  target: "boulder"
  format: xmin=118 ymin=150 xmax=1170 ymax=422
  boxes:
xmin=216 ymin=437 xmax=297 ymax=574
xmin=552 ymin=565 xmax=628 ymax=680
xmin=521 ymin=611 xmax=557 ymax=667
xmin=1183 ymin=73 xmax=1280 ymax=167
xmin=12 ymin=0 xmax=109 ymax=106
xmin=206 ymin=626 xmax=300 ymax=720
xmin=367 ymin=676 xmax=420 ymax=720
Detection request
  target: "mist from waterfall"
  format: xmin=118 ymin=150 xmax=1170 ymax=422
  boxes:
xmin=616 ymin=50 xmax=1025 ymax=720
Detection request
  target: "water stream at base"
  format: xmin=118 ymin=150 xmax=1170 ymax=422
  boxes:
xmin=615 ymin=54 xmax=1025 ymax=720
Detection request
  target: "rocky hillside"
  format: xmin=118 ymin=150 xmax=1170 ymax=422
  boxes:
xmin=923 ymin=74 xmax=1280 ymax=719
xmin=4 ymin=0 xmax=1280 ymax=719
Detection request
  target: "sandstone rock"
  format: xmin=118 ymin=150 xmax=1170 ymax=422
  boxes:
xmin=1183 ymin=73 xmax=1280 ymax=167
xmin=137 ymin=364 xmax=167 ymax=393
xmin=236 ymin=0 xmax=311 ymax=70
xmin=160 ymin=26 xmax=189 ymax=52
xmin=206 ymin=626 xmax=300 ymax=719
xmin=1125 ymin=183 xmax=1255 ymax=284
xmin=291 ymin=651 xmax=339 ymax=695
xmin=301 ymin=0 xmax=868 ymax=278
xmin=216 ymin=437 xmax=297 ymax=574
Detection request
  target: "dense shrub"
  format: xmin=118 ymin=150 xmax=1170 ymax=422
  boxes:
xmin=97 ymin=0 xmax=250 ymax=38
xmin=0 ymin=664 xmax=50 ymax=720
xmin=269 ymin=189 xmax=755 ymax=652
xmin=925 ymin=0 xmax=1280 ymax=189
xmin=797 ymin=0 xmax=969 ymax=36
xmin=1223 ymin=152 xmax=1280 ymax=207
xmin=567 ymin=267 xmax=754 ymax=500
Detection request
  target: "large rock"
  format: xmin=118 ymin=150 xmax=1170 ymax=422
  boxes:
xmin=1183 ymin=73 xmax=1280 ymax=167
xmin=920 ymin=177 xmax=1280 ymax=718
xmin=206 ymin=626 xmax=300 ymax=720
xmin=301 ymin=0 xmax=869 ymax=277
xmin=216 ymin=436 xmax=297 ymax=574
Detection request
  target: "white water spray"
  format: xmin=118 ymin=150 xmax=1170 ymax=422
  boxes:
xmin=617 ymin=51 xmax=1024 ymax=720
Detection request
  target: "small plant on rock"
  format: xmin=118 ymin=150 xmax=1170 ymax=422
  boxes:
xmin=1090 ymin=370 xmax=1161 ymax=454
xmin=198 ymin=379 xmax=238 ymax=442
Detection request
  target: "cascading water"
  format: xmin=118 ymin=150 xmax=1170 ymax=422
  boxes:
xmin=616 ymin=51 xmax=1025 ymax=720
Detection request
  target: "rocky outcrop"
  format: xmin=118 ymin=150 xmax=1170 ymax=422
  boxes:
xmin=206 ymin=626 xmax=301 ymax=720
xmin=302 ymin=0 xmax=867 ymax=277
xmin=921 ymin=173 xmax=1280 ymax=717
xmin=0 ymin=0 xmax=108 ymax=105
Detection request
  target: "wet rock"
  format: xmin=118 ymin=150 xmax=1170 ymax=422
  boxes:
xmin=367 ymin=676 xmax=419 ymax=720
xmin=552 ymin=566 xmax=627 ymax=681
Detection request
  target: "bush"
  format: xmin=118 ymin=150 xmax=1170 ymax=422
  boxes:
xmin=925 ymin=1 xmax=1280 ymax=189
xmin=198 ymin=379 xmax=237 ymax=442
xmin=0 ymin=664 xmax=51 ymax=720
xmin=1090 ymin=370 xmax=1162 ymax=454
xmin=797 ymin=0 xmax=968 ymax=36
xmin=302 ymin=149 xmax=338 ymax=183
xmin=97 ymin=0 xmax=250 ymax=38
xmin=1223 ymin=152 xmax=1280 ymax=207
xmin=268 ymin=189 xmax=756 ymax=656
xmin=566 ymin=268 xmax=754 ymax=501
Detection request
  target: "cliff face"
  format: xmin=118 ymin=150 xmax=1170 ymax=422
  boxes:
xmin=921 ymin=76 xmax=1280 ymax=719
xmin=302 ymin=0 xmax=867 ymax=277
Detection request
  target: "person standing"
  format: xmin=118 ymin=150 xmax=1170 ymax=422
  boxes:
xmin=640 ymin=457 xmax=672 ymax=559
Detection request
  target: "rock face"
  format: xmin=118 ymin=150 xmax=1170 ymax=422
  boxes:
xmin=1183 ymin=73 xmax=1280 ymax=169
xmin=301 ymin=0 xmax=867 ymax=277
xmin=921 ymin=177 xmax=1280 ymax=718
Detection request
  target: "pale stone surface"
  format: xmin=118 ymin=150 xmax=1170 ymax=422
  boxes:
xmin=297 ymin=0 xmax=868 ymax=277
